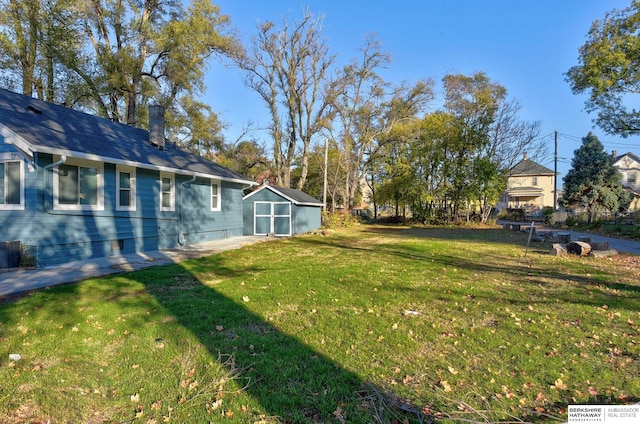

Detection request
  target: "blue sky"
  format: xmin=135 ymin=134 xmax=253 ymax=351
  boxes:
xmin=204 ymin=0 xmax=638 ymax=178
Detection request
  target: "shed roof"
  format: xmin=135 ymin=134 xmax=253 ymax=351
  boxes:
xmin=243 ymin=184 xmax=323 ymax=206
xmin=0 ymin=88 xmax=253 ymax=184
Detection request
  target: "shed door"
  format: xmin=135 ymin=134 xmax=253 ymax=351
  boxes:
xmin=254 ymin=201 xmax=291 ymax=236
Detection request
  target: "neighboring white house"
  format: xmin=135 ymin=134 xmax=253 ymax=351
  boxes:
xmin=612 ymin=151 xmax=640 ymax=211
xmin=498 ymin=153 xmax=557 ymax=214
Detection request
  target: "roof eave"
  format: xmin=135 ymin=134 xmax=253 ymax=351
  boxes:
xmin=242 ymin=185 xmax=322 ymax=205
xmin=1 ymin=124 xmax=34 ymax=160
xmin=36 ymin=145 xmax=256 ymax=185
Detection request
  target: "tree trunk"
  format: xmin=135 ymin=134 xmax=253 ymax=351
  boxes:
xmin=566 ymin=241 xmax=591 ymax=256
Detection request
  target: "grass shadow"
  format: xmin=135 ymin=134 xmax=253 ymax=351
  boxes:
xmin=131 ymin=254 xmax=430 ymax=422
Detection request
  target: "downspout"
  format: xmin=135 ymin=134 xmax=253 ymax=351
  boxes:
xmin=43 ymin=155 xmax=67 ymax=214
xmin=178 ymin=173 xmax=196 ymax=245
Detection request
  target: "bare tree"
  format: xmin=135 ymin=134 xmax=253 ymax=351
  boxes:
xmin=488 ymin=97 xmax=543 ymax=170
xmin=331 ymin=35 xmax=434 ymax=209
xmin=236 ymin=10 xmax=335 ymax=189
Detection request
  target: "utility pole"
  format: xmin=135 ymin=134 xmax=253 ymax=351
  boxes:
xmin=553 ymin=130 xmax=558 ymax=211
xmin=322 ymin=138 xmax=328 ymax=212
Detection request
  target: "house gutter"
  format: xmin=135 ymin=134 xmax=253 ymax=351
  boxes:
xmin=30 ymin=145 xmax=257 ymax=186
xmin=178 ymin=173 xmax=197 ymax=245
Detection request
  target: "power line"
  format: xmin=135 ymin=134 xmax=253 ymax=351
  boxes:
xmin=558 ymin=132 xmax=582 ymax=141
xmin=602 ymin=141 xmax=639 ymax=148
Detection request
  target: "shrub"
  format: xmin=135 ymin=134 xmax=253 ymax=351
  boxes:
xmin=587 ymin=219 xmax=603 ymax=230
xmin=542 ymin=206 xmax=555 ymax=225
xmin=322 ymin=211 xmax=359 ymax=229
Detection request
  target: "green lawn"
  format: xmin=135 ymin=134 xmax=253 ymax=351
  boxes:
xmin=1 ymin=225 xmax=638 ymax=423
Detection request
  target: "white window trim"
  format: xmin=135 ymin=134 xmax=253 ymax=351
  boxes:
xmin=53 ymin=157 xmax=104 ymax=211
xmin=0 ymin=158 xmax=25 ymax=210
xmin=116 ymin=165 xmax=136 ymax=211
xmin=211 ymin=179 xmax=221 ymax=211
xmin=159 ymin=172 xmax=175 ymax=212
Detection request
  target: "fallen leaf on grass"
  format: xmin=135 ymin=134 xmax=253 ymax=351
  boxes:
xmin=333 ymin=406 xmax=346 ymax=424
xmin=130 ymin=393 xmax=140 ymax=402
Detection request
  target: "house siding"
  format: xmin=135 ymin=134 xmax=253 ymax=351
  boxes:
xmin=292 ymin=204 xmax=322 ymax=234
xmin=1 ymin=153 xmax=245 ymax=267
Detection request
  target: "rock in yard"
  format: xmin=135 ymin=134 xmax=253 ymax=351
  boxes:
xmin=589 ymin=249 xmax=618 ymax=258
xmin=590 ymin=241 xmax=610 ymax=251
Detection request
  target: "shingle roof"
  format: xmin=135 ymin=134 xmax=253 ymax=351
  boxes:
xmin=243 ymin=184 xmax=323 ymax=206
xmin=509 ymin=158 xmax=555 ymax=176
xmin=0 ymin=88 xmax=253 ymax=184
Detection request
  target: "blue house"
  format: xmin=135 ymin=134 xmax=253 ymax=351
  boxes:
xmin=243 ymin=183 xmax=323 ymax=236
xmin=0 ymin=89 xmax=255 ymax=267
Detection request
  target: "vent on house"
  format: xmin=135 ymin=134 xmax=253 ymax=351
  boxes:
xmin=27 ymin=105 xmax=43 ymax=115
xmin=112 ymin=239 xmax=125 ymax=252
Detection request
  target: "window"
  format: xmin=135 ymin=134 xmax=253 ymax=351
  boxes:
xmin=0 ymin=160 xmax=24 ymax=210
xmin=629 ymin=172 xmax=637 ymax=184
xmin=532 ymin=176 xmax=538 ymax=186
xmin=159 ymin=172 xmax=174 ymax=211
xmin=211 ymin=180 xmax=221 ymax=211
xmin=116 ymin=166 xmax=136 ymax=211
xmin=54 ymin=159 xmax=103 ymax=210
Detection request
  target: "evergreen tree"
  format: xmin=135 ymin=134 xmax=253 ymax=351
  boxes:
xmin=561 ymin=132 xmax=631 ymax=222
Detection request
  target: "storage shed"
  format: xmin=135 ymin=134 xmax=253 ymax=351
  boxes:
xmin=243 ymin=184 xmax=323 ymax=236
